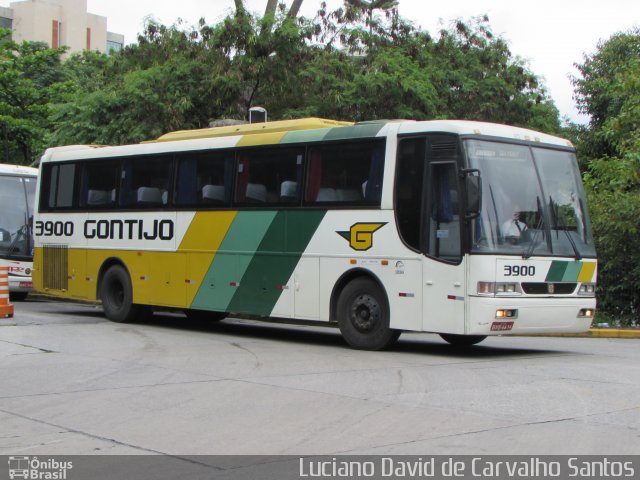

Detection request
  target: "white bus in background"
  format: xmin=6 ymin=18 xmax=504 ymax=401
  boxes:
xmin=0 ymin=163 xmax=38 ymax=300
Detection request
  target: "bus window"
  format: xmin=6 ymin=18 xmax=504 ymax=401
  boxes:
xmin=305 ymin=140 xmax=384 ymax=205
xmin=175 ymin=151 xmax=234 ymax=207
xmin=41 ymin=163 xmax=77 ymax=210
xmin=426 ymin=162 xmax=461 ymax=262
xmin=395 ymin=138 xmax=426 ymax=250
xmin=235 ymin=147 xmax=303 ymax=205
xmin=79 ymin=160 xmax=119 ymax=208
xmin=120 ymin=155 xmax=173 ymax=208
xmin=0 ymin=175 xmax=30 ymax=256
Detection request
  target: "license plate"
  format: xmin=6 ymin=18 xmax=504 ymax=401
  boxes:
xmin=491 ymin=321 xmax=514 ymax=332
xmin=19 ymin=281 xmax=32 ymax=288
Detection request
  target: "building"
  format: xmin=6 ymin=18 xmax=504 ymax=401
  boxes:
xmin=0 ymin=0 xmax=124 ymax=55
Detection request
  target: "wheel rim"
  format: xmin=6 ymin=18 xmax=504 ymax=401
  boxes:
xmin=109 ymin=280 xmax=124 ymax=309
xmin=349 ymin=293 xmax=381 ymax=333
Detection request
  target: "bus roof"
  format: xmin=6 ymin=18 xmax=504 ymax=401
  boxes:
xmin=398 ymin=120 xmax=574 ymax=148
xmin=0 ymin=163 xmax=38 ymax=176
xmin=40 ymin=118 xmax=574 ymax=163
xmin=153 ymin=117 xmax=354 ymax=142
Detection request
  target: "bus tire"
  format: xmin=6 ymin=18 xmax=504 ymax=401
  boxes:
xmin=185 ymin=309 xmax=227 ymax=322
xmin=337 ymin=277 xmax=400 ymax=350
xmin=440 ymin=333 xmax=487 ymax=346
xmin=100 ymin=265 xmax=140 ymax=323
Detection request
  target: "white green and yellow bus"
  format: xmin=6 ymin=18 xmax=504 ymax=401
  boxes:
xmin=0 ymin=163 xmax=38 ymax=300
xmin=33 ymin=118 xmax=597 ymax=349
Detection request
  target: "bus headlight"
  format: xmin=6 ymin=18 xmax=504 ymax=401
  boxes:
xmin=578 ymin=283 xmax=596 ymax=297
xmin=496 ymin=309 xmax=518 ymax=319
xmin=578 ymin=308 xmax=595 ymax=318
xmin=477 ymin=282 xmax=520 ymax=295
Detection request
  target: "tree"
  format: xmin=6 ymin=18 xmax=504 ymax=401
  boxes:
xmin=51 ymin=5 xmax=561 ymax=146
xmin=0 ymin=30 xmax=68 ymax=164
xmin=573 ymin=28 xmax=640 ymax=319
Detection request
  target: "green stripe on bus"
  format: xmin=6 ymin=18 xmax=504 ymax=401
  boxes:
xmin=545 ymin=261 xmax=568 ymax=282
xmin=562 ymin=262 xmax=583 ymax=282
xmin=280 ymin=128 xmax=332 ymax=144
xmin=191 ymin=211 xmax=277 ymax=311
xmin=323 ymin=123 xmax=385 ymax=141
xmin=227 ymin=210 xmax=326 ymax=316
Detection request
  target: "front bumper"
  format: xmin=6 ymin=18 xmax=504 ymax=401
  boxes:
xmin=468 ymin=296 xmax=596 ymax=335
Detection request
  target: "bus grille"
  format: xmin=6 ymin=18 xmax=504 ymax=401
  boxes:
xmin=521 ymin=282 xmax=577 ymax=295
xmin=43 ymin=244 xmax=68 ymax=291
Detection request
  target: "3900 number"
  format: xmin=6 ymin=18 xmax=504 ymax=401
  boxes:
xmin=504 ymin=265 xmax=536 ymax=277
xmin=35 ymin=220 xmax=74 ymax=237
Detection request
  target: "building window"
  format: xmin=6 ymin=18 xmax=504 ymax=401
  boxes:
xmin=107 ymin=40 xmax=123 ymax=53
xmin=52 ymin=20 xmax=60 ymax=48
xmin=86 ymin=27 xmax=91 ymax=50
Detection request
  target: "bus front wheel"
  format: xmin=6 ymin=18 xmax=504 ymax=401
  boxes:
xmin=100 ymin=265 xmax=140 ymax=323
xmin=440 ymin=333 xmax=487 ymax=346
xmin=337 ymin=278 xmax=400 ymax=350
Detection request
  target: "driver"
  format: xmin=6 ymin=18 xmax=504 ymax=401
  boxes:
xmin=502 ymin=207 xmax=527 ymax=244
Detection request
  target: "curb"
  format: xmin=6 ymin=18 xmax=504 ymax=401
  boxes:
xmin=527 ymin=328 xmax=640 ymax=339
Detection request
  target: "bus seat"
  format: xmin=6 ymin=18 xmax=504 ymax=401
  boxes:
xmin=337 ymin=189 xmax=360 ymax=201
xmin=87 ymin=189 xmax=109 ymax=206
xmin=316 ymin=188 xmax=337 ymax=201
xmin=202 ymin=184 xmax=225 ymax=203
xmin=280 ymin=181 xmax=297 ymax=200
xmin=246 ymin=183 xmax=267 ymax=202
xmin=137 ymin=187 xmax=163 ymax=205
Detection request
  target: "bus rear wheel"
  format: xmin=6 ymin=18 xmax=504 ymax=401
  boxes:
xmin=337 ymin=278 xmax=400 ymax=350
xmin=440 ymin=333 xmax=487 ymax=346
xmin=100 ymin=265 xmax=140 ymax=323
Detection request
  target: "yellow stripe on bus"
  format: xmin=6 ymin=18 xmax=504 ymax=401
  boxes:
xmin=577 ymin=262 xmax=596 ymax=283
xmin=178 ymin=211 xmax=237 ymax=306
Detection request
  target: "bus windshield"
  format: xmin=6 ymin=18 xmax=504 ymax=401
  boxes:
xmin=0 ymin=174 xmax=34 ymax=259
xmin=466 ymin=140 xmax=596 ymax=258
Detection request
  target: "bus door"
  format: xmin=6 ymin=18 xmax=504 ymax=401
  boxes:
xmin=421 ymin=136 xmax=466 ymax=334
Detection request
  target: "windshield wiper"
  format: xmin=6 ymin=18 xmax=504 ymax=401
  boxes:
xmin=523 ymin=196 xmax=545 ymax=259
xmin=5 ymin=223 xmax=28 ymax=259
xmin=549 ymin=196 xmax=582 ymax=260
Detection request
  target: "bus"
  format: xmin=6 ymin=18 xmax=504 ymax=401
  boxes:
xmin=33 ymin=118 xmax=597 ymax=349
xmin=0 ymin=163 xmax=37 ymax=301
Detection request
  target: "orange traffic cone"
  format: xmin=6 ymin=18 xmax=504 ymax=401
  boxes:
xmin=0 ymin=265 xmax=14 ymax=318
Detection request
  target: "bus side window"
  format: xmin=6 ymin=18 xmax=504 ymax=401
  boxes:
xmin=304 ymin=140 xmax=385 ymax=205
xmin=395 ymin=138 xmax=426 ymax=250
xmin=79 ymin=160 xmax=119 ymax=208
xmin=41 ymin=163 xmax=77 ymax=210
xmin=426 ymin=162 xmax=461 ymax=262
xmin=175 ymin=151 xmax=233 ymax=207
xmin=234 ymin=147 xmax=303 ymax=206
xmin=120 ymin=155 xmax=173 ymax=208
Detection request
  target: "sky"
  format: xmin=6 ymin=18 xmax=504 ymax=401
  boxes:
xmin=4 ymin=1 xmax=639 ymax=123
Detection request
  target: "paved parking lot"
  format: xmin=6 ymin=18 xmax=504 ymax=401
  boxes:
xmin=1 ymin=297 xmax=639 ymax=455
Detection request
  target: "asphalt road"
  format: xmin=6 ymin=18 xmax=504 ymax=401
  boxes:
xmin=1 ymin=297 xmax=639 ymax=456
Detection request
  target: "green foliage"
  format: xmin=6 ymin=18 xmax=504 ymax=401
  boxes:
xmin=3 ymin=5 xmax=563 ymax=156
xmin=0 ymin=30 xmax=68 ymax=164
xmin=573 ymin=28 xmax=640 ymax=318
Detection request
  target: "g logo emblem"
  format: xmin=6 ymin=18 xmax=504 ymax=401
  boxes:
xmin=337 ymin=223 xmax=387 ymax=251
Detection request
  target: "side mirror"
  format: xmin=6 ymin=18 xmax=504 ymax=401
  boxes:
xmin=463 ymin=170 xmax=482 ymax=219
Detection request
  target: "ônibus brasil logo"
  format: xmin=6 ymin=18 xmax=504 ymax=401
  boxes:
xmin=8 ymin=456 xmax=73 ymax=480
xmin=337 ymin=222 xmax=387 ymax=251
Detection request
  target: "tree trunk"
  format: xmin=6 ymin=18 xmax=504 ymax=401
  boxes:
xmin=234 ymin=0 xmax=246 ymax=16
xmin=287 ymin=0 xmax=304 ymax=18
xmin=265 ymin=0 xmax=278 ymax=17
